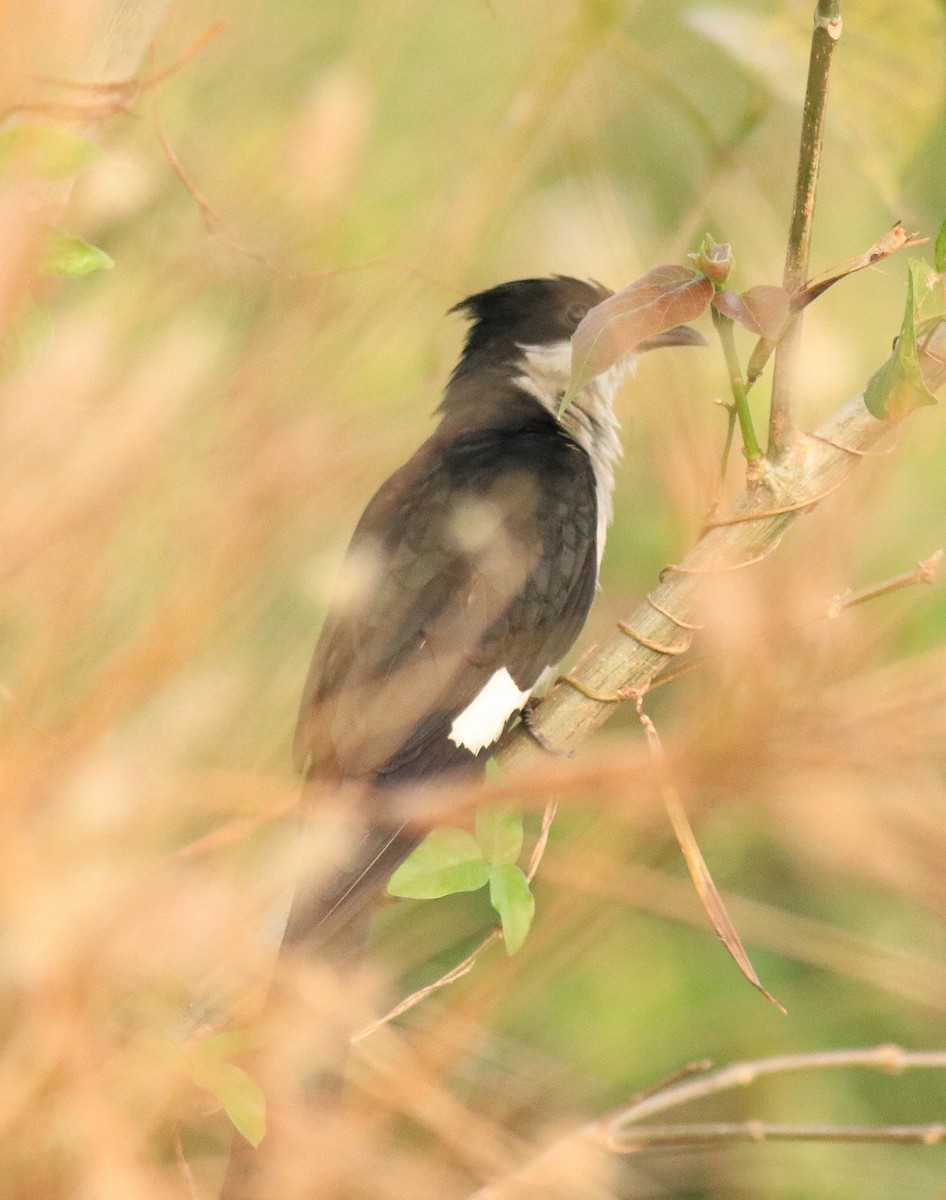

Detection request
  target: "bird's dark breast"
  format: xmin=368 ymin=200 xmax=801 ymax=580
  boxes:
xmin=294 ymin=406 xmax=600 ymax=790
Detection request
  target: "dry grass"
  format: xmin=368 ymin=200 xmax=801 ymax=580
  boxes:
xmin=2 ymin=2 xmax=946 ymax=1197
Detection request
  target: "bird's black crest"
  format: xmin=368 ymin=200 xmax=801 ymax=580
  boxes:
xmin=450 ymin=276 xmax=609 ymax=373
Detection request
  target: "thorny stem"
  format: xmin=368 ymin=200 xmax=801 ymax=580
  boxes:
xmin=768 ymin=0 xmax=842 ymax=460
xmin=712 ymin=307 xmax=764 ymax=464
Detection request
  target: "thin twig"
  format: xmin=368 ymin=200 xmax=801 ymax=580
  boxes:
xmin=352 ymin=929 xmax=503 ymax=1042
xmin=2 ymin=19 xmax=226 ymax=126
xmin=705 ymin=400 xmax=738 ymax=521
xmin=151 ymin=96 xmax=290 ymax=277
xmin=606 ymin=1121 xmax=946 ymax=1152
xmin=36 ymin=20 xmax=229 ymax=99
xmin=604 ymin=1045 xmax=946 ymax=1131
xmin=470 ymin=1047 xmax=946 ymax=1198
xmin=747 ymin=224 xmax=923 ymax=387
xmin=826 ymin=550 xmax=943 ymax=617
xmin=792 ymin=222 xmax=926 ymax=311
xmin=526 ymin=801 xmax=557 ymax=879
xmin=767 ymin=1 xmax=842 ymax=459
xmin=624 ymin=1059 xmax=715 ymax=1106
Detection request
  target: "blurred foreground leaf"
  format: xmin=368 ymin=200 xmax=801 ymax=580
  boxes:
xmin=202 ymin=1063 xmax=267 ymax=1148
xmin=0 ymin=125 xmax=101 ymax=179
xmin=44 ymin=231 xmax=114 ymax=277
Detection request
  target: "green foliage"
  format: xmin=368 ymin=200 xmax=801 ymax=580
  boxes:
xmin=388 ymin=828 xmax=491 ymax=899
xmin=8 ymin=5 xmax=946 ymax=1195
xmin=864 ymin=259 xmax=942 ymax=421
xmin=203 ymin=1063 xmax=267 ymax=1148
xmin=488 ymin=863 xmax=535 ymax=955
xmin=184 ymin=1033 xmax=267 ymax=1147
xmin=174 ymin=1032 xmax=266 ymax=1142
xmin=0 ymin=125 xmax=101 ymax=180
xmin=44 ymin=232 xmax=114 ymax=278
xmin=475 ymin=806 xmax=523 ymax=865
xmin=389 ymin=809 xmax=535 ymax=953
xmin=935 ymin=219 xmax=946 ymax=275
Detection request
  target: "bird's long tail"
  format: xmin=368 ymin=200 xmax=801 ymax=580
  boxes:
xmin=218 ymin=818 xmax=418 ymax=1199
xmin=283 ymin=820 xmax=418 ymax=962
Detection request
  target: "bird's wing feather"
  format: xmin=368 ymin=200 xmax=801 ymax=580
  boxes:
xmin=294 ymin=418 xmax=599 ymax=782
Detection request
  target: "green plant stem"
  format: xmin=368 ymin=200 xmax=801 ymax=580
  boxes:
xmin=712 ymin=308 xmax=763 ymax=463
xmin=768 ymin=0 xmax=842 ymax=460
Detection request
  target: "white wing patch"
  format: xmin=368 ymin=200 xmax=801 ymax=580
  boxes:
xmin=449 ymin=667 xmax=532 ymax=754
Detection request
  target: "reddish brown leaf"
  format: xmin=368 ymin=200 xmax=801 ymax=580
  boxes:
xmin=794 ymin=222 xmax=927 ymax=309
xmin=568 ymin=265 xmax=713 ymax=398
xmin=636 ymin=703 xmax=785 ymax=1013
xmin=713 ymin=285 xmax=791 ymax=340
xmin=662 ymin=786 xmax=786 ymax=1013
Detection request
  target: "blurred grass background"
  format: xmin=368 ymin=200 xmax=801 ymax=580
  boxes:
xmin=2 ymin=0 xmax=946 ymax=1197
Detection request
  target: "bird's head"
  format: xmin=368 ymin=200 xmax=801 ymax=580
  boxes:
xmin=441 ymin=275 xmax=704 ymax=558
xmin=448 ymin=275 xmax=702 ymax=402
xmin=450 ymin=276 xmax=610 ymax=373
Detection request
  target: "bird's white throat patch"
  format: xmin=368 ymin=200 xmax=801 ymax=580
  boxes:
xmin=448 ymin=667 xmax=532 ymax=754
xmin=515 ymin=339 xmax=629 ymax=570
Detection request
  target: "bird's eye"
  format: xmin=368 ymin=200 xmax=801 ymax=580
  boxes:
xmin=566 ymin=303 xmax=590 ymax=325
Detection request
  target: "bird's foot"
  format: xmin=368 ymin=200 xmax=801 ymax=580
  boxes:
xmin=520 ymin=700 xmax=574 ymax=757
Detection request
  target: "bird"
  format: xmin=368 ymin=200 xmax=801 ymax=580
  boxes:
xmin=284 ymin=275 xmax=703 ymax=960
xmin=218 ymin=277 xmax=702 ymax=1198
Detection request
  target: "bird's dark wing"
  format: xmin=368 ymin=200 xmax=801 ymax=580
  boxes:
xmin=293 ymin=416 xmax=599 ymax=785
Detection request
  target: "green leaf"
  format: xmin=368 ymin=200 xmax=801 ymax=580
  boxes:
xmin=488 ymin=864 xmax=535 ymax=955
xmin=911 ymin=256 xmax=946 ymax=326
xmin=201 ymin=1062 xmax=267 ymax=1148
xmin=864 ymin=259 xmax=939 ymax=422
xmin=44 ymin=232 xmax=114 ymax=278
xmin=186 ymin=1034 xmax=266 ymax=1148
xmin=934 ymin=219 xmax=946 ymax=276
xmin=475 ymin=807 xmax=523 ymax=866
xmin=0 ymin=125 xmax=101 ymax=180
xmin=387 ymin=828 xmax=489 ymax=898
